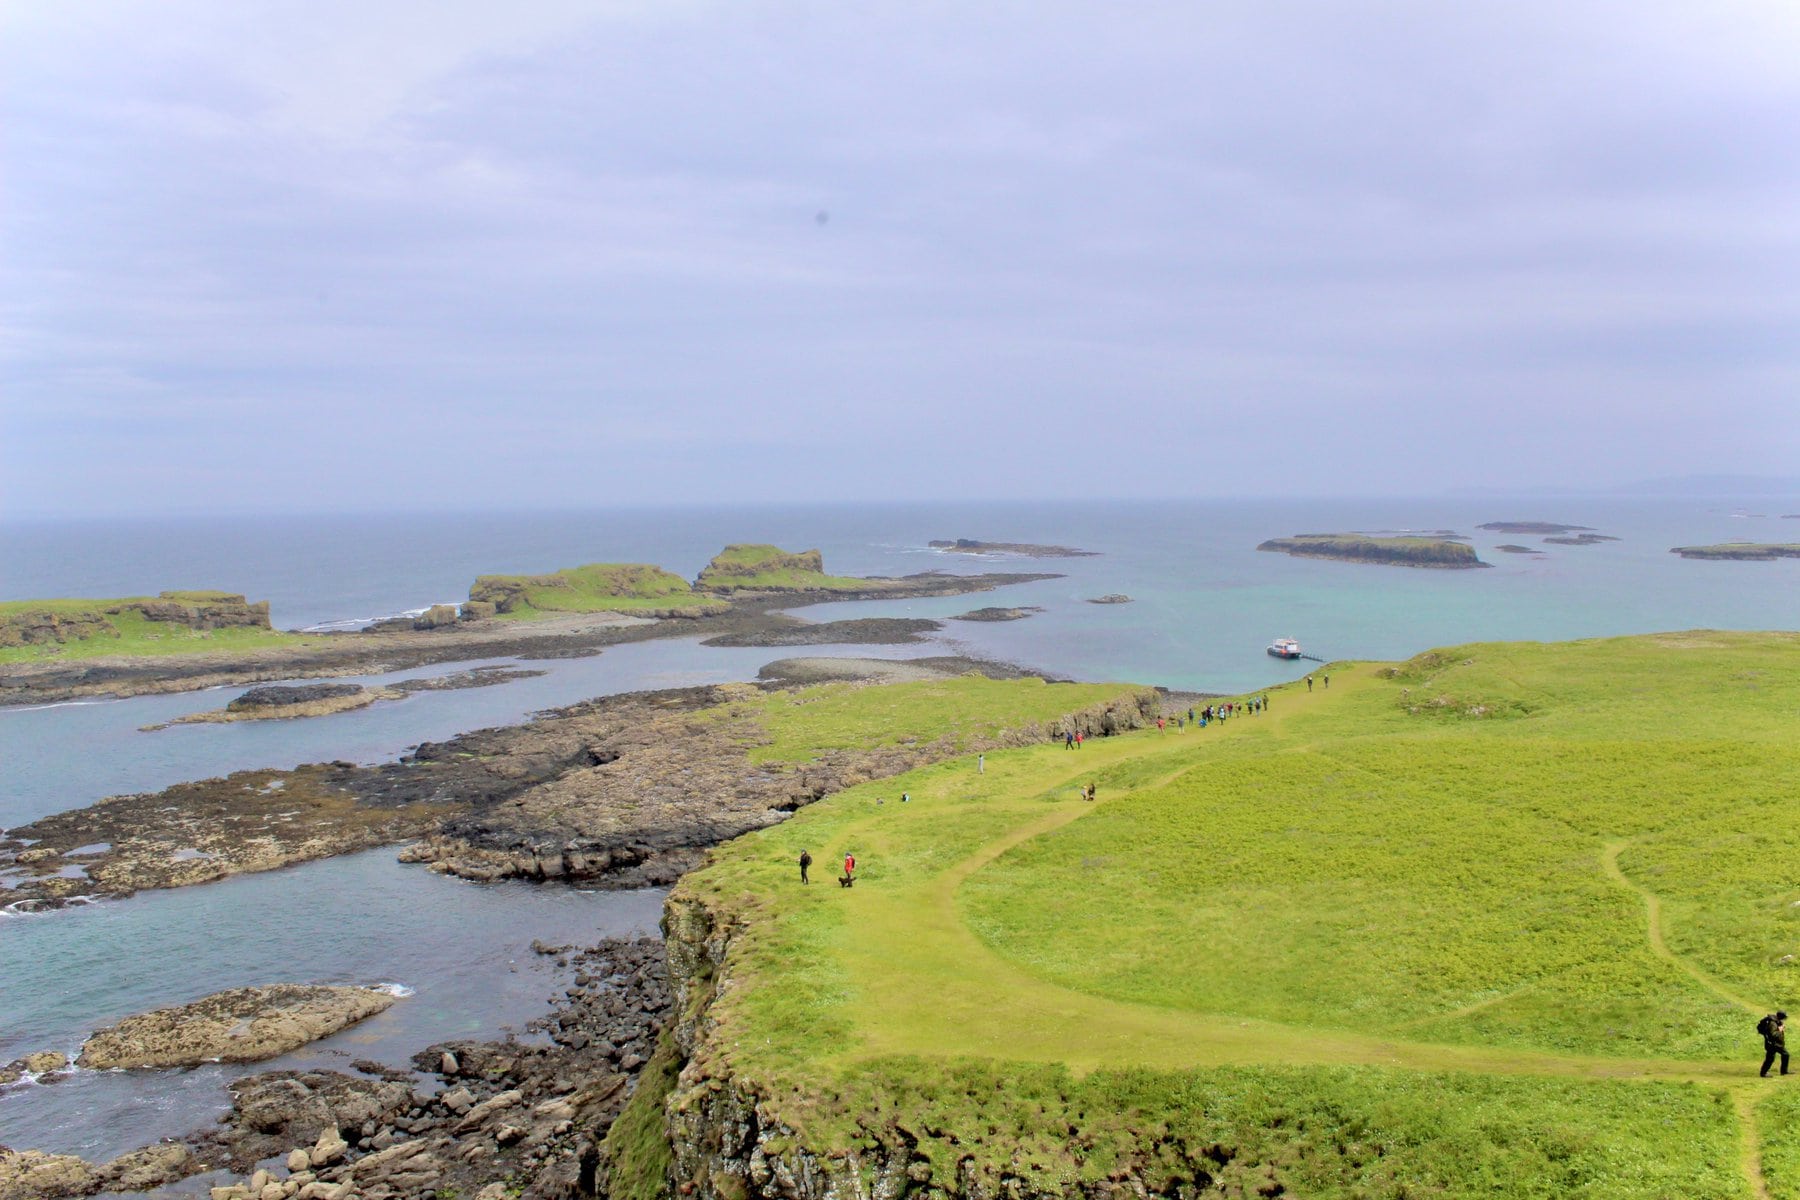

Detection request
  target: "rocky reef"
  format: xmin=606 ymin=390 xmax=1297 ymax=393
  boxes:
xmin=950 ymin=606 xmax=1044 ymax=621
xmin=700 ymin=617 xmax=940 ymax=647
xmin=78 ymin=985 xmax=397 ymax=1069
xmin=929 ymin=539 xmax=1097 ymax=558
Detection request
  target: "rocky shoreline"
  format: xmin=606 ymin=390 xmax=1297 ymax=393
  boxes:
xmin=1 ymin=665 xmax=1148 ymax=907
xmin=0 ymin=937 xmax=672 ymax=1200
xmin=0 ymin=573 xmax=1056 ymax=707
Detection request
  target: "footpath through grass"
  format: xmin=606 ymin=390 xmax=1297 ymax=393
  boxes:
xmin=661 ymin=631 xmax=1800 ymax=1198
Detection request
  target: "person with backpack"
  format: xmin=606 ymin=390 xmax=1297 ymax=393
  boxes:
xmin=1760 ymin=1011 xmax=1789 ymax=1076
xmin=798 ymin=849 xmax=811 ymax=884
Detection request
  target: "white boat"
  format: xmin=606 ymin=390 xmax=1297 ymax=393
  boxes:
xmin=1267 ymin=637 xmax=1302 ymax=659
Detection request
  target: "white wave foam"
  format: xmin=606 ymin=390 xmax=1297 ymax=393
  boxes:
xmin=3 ymin=698 xmax=116 ymax=713
xmin=371 ymin=982 xmax=415 ymax=997
xmin=2 ymin=894 xmax=101 ymax=918
xmin=300 ymin=601 xmax=462 ymax=634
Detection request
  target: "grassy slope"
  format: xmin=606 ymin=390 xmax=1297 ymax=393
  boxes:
xmin=475 ymin=563 xmax=728 ymax=618
xmin=661 ymin=631 xmax=1800 ymax=1198
xmin=0 ymin=601 xmax=310 ymax=664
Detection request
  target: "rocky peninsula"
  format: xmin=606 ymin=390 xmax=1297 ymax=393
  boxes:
xmin=1257 ymin=533 xmax=1489 ymax=568
xmin=0 ymin=544 xmax=1058 ymax=706
xmin=0 ymin=670 xmax=1155 ymax=906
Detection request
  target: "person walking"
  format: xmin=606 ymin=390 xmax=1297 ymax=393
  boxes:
xmin=1762 ymin=1011 xmax=1790 ymax=1076
xmin=1306 ymin=675 xmax=1314 ymax=692
xmin=978 ymin=753 xmax=986 ymax=773
xmin=843 ymin=851 xmax=856 ymax=883
xmin=798 ymin=849 xmax=812 ymax=884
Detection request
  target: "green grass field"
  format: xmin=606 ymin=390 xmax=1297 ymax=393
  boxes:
xmin=636 ymin=631 xmax=1800 ymax=1199
xmin=469 ymin=562 xmax=729 ymax=618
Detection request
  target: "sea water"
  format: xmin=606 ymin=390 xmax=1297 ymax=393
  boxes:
xmin=2 ymin=497 xmax=1796 ymax=1156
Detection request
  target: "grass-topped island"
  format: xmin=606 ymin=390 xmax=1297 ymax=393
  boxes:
xmin=1257 ymin=532 xmax=1489 ymax=568
xmin=0 ymin=545 xmax=1059 ymax=704
xmin=613 ymin=630 xmax=1800 ymax=1200
xmin=1672 ymin=543 xmax=1800 ymax=561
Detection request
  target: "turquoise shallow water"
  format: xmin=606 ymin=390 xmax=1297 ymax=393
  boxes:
xmin=1 ymin=497 xmax=1796 ymax=1157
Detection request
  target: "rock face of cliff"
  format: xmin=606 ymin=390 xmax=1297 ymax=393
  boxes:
xmin=0 ymin=591 xmax=272 ymax=648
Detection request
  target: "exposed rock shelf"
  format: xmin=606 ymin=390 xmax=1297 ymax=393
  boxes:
xmin=77 ymin=985 xmax=396 ymax=1070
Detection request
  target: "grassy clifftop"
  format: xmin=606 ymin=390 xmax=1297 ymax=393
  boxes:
xmin=0 ymin=592 xmax=304 ymax=663
xmin=632 ymin=630 xmax=1800 ymax=1200
xmin=694 ymin=543 xmax=869 ymax=592
xmin=1258 ymin=532 xmax=1488 ymax=568
xmin=467 ymin=563 xmax=727 ymax=618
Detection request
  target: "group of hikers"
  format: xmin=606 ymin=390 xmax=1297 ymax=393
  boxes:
xmin=795 ymin=848 xmax=858 ymax=887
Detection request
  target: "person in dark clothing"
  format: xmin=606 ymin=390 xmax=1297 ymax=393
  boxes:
xmin=1762 ymin=1011 xmax=1789 ymax=1076
xmin=798 ymin=850 xmax=812 ymax=884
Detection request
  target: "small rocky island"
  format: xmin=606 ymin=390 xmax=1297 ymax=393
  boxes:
xmin=1670 ymin=543 xmax=1800 ymax=561
xmin=950 ymin=606 xmax=1044 ymax=622
xmin=1257 ymin=534 xmax=1489 ymax=569
xmin=1477 ymin=521 xmax=1594 ymax=534
xmin=1086 ymin=594 xmax=1134 ymax=604
xmin=1543 ymin=533 xmax=1620 ymax=546
xmin=929 ymin=539 xmax=1098 ymax=558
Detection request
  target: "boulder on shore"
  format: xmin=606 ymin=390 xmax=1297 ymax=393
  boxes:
xmin=77 ymin=985 xmax=396 ymax=1070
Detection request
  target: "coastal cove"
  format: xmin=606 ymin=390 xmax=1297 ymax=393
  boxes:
xmin=3 ymin=496 xmax=1799 ymax=1194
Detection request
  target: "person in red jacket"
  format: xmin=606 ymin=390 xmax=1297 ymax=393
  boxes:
xmin=843 ymin=851 xmax=856 ymax=882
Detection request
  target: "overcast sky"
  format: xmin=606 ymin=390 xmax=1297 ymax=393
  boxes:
xmin=3 ymin=2 xmax=1797 ymax=515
